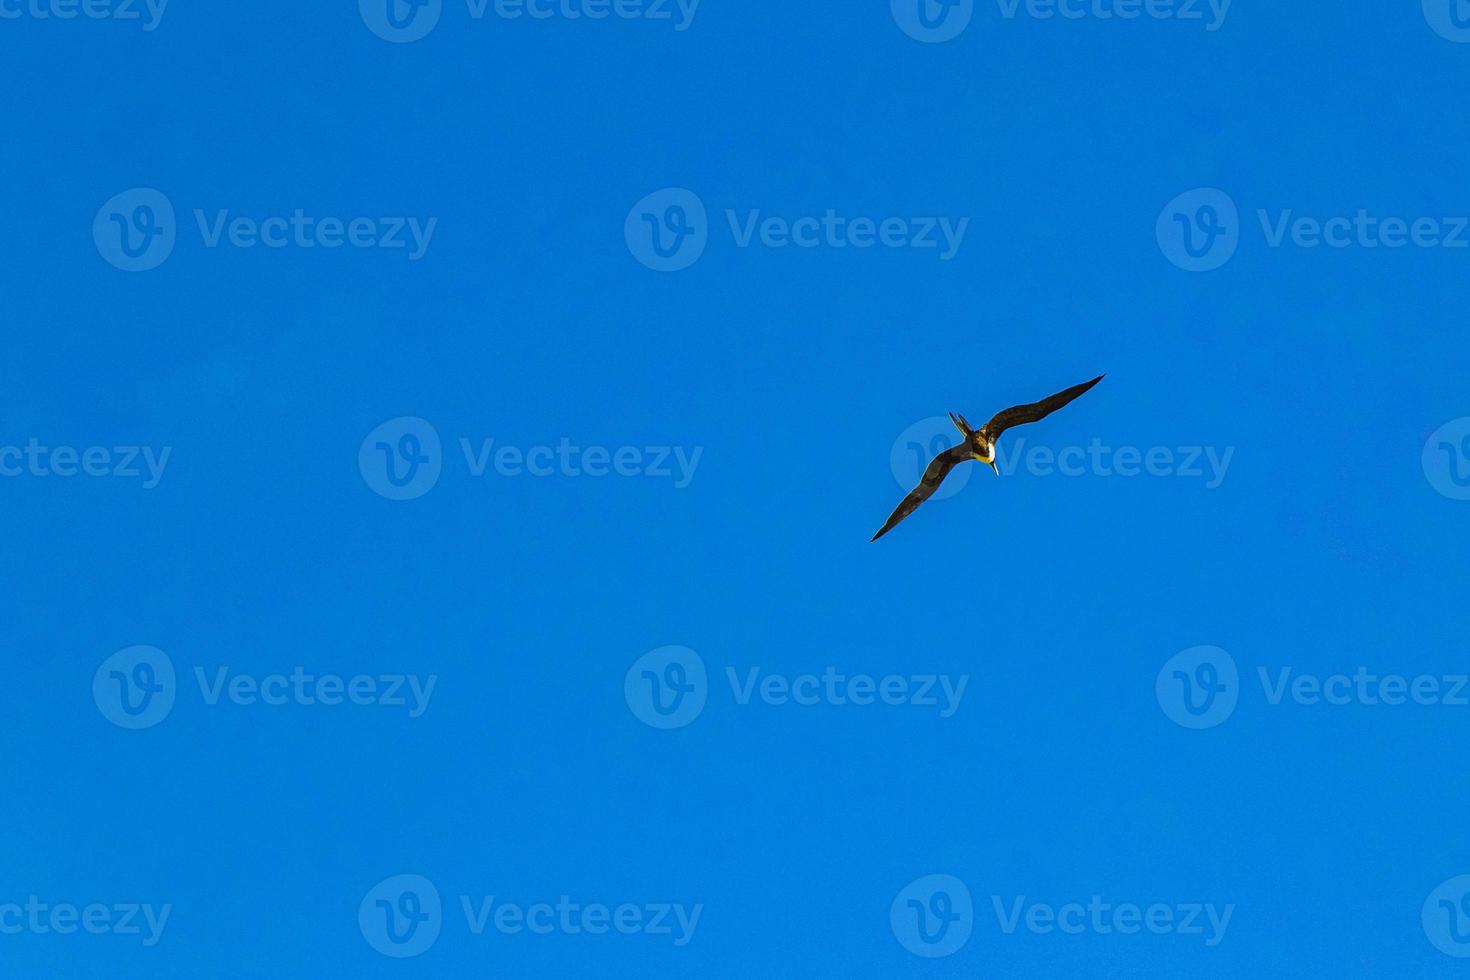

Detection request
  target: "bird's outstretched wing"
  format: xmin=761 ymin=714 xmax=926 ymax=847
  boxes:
xmin=980 ymin=374 xmax=1104 ymax=442
xmin=871 ymin=444 xmax=972 ymax=542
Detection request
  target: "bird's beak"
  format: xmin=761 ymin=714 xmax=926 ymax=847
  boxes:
xmin=987 ymin=459 xmax=998 ymax=475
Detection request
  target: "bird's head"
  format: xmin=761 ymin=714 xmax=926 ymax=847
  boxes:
xmin=973 ymin=438 xmax=999 ymax=474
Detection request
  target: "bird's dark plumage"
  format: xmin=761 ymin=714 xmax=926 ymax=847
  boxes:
xmin=979 ymin=374 xmax=1104 ymax=442
xmin=871 ymin=374 xmax=1104 ymax=541
xmin=870 ymin=444 xmax=970 ymax=542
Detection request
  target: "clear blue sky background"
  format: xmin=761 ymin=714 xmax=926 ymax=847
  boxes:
xmin=3 ymin=2 xmax=1470 ymax=977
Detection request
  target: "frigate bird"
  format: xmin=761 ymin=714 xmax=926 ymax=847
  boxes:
xmin=870 ymin=374 xmax=1104 ymax=542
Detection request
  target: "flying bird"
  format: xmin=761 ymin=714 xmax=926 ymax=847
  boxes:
xmin=870 ymin=374 xmax=1105 ymax=542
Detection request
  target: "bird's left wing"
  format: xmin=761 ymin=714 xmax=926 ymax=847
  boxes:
xmin=979 ymin=374 xmax=1104 ymax=441
xmin=870 ymin=444 xmax=971 ymax=542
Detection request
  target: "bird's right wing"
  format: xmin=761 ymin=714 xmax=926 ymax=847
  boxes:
xmin=980 ymin=374 xmax=1104 ymax=441
xmin=870 ymin=444 xmax=971 ymax=542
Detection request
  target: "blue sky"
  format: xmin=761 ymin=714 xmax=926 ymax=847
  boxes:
xmin=3 ymin=1 xmax=1470 ymax=977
